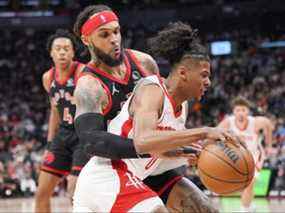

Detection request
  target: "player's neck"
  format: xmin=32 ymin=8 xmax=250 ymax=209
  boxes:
xmin=90 ymin=59 xmax=126 ymax=80
xmin=55 ymin=62 xmax=72 ymax=76
xmin=164 ymin=77 xmax=183 ymax=112
xmin=235 ymin=118 xmax=248 ymax=131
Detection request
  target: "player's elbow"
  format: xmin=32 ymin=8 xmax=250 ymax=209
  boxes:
xmin=133 ymin=136 xmax=149 ymax=154
xmin=133 ymin=136 xmax=144 ymax=154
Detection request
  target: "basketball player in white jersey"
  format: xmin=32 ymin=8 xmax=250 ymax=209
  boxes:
xmin=218 ymin=96 xmax=273 ymax=212
xmin=73 ymin=22 xmax=239 ymax=212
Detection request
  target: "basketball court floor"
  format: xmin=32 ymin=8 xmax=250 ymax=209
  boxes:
xmin=0 ymin=196 xmax=285 ymax=212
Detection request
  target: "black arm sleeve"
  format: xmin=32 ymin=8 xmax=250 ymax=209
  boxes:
xmin=74 ymin=113 xmax=150 ymax=159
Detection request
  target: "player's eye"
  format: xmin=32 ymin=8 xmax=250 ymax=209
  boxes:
xmin=114 ymin=29 xmax=120 ymax=35
xmin=100 ymin=32 xmax=109 ymax=38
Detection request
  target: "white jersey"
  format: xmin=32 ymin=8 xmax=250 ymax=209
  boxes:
xmin=228 ymin=115 xmax=259 ymax=161
xmin=73 ymin=75 xmax=188 ymax=211
xmin=107 ymin=75 xmax=188 ymax=179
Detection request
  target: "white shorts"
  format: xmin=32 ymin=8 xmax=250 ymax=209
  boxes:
xmin=73 ymin=159 xmax=164 ymax=212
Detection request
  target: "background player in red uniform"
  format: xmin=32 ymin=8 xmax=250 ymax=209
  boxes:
xmin=35 ymin=29 xmax=85 ymax=213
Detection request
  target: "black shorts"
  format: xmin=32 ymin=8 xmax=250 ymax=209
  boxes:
xmin=41 ymin=125 xmax=89 ymax=177
xmin=143 ymin=167 xmax=186 ymax=204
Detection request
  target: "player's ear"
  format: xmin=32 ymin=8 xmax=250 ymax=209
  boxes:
xmin=50 ymin=49 xmax=54 ymax=58
xmin=81 ymin=35 xmax=90 ymax=46
xmin=177 ymin=65 xmax=188 ymax=81
xmin=71 ymin=47 xmax=75 ymax=59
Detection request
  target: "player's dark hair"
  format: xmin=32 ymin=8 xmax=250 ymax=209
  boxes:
xmin=46 ymin=29 xmax=77 ymax=52
xmin=232 ymin=96 xmax=252 ymax=109
xmin=73 ymin=5 xmax=112 ymax=38
xmin=148 ymin=22 xmax=209 ymax=66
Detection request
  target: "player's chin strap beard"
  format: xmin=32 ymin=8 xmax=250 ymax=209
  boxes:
xmin=89 ymin=43 xmax=101 ymax=67
xmin=88 ymin=42 xmax=124 ymax=68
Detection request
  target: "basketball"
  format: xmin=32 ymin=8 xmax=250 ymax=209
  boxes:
xmin=197 ymin=140 xmax=255 ymax=195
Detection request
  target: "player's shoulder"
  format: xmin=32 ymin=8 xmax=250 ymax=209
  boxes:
xmin=42 ymin=68 xmax=54 ymax=92
xmin=75 ymin=61 xmax=85 ymax=70
xmin=218 ymin=115 xmax=231 ymax=128
xmin=127 ymin=49 xmax=154 ymax=64
xmin=42 ymin=67 xmax=53 ymax=78
xmin=74 ymin=74 xmax=109 ymax=107
xmin=128 ymin=49 xmax=151 ymax=59
xmin=76 ymin=73 xmax=105 ymax=92
xmin=126 ymin=49 xmax=159 ymax=75
xmin=254 ymin=116 xmax=272 ymax=126
xmin=74 ymin=61 xmax=86 ymax=80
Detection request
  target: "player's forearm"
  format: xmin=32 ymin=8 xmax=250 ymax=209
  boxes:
xmin=74 ymin=113 xmax=150 ymax=159
xmin=134 ymin=128 xmax=207 ymax=154
xmin=264 ymin=127 xmax=273 ymax=147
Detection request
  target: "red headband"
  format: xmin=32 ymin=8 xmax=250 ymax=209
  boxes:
xmin=81 ymin=11 xmax=118 ymax=36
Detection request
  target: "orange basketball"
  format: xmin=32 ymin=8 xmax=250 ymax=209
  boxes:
xmin=197 ymin=141 xmax=255 ymax=195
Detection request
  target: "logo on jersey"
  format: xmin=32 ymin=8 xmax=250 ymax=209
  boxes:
xmin=112 ymin=82 xmax=120 ymax=95
xmin=125 ymin=172 xmax=145 ymax=190
xmin=239 ymin=134 xmax=254 ymax=142
xmin=100 ymin=14 xmax=107 ymax=23
xmin=119 ymin=92 xmax=133 ymax=109
xmin=157 ymin=126 xmax=176 ymax=131
xmin=43 ymin=151 xmax=55 ymax=164
xmin=66 ymin=79 xmax=74 ymax=87
xmin=132 ymin=70 xmax=142 ymax=85
xmin=52 ymin=90 xmax=75 ymax=105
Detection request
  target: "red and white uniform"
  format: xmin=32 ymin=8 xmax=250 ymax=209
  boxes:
xmin=73 ymin=76 xmax=188 ymax=212
xmin=108 ymin=75 xmax=188 ymax=180
xmin=228 ymin=115 xmax=259 ymax=162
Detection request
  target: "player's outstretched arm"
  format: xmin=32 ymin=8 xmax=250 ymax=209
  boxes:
xmin=255 ymin=116 xmax=273 ymax=148
xmin=217 ymin=117 xmax=230 ymax=129
xmin=130 ymin=84 xmax=229 ymax=155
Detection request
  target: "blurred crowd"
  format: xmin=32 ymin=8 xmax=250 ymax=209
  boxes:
xmin=0 ymin=26 xmax=285 ymax=198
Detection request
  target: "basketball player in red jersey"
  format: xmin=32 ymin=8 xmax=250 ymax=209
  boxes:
xmin=35 ymin=29 xmax=86 ymax=213
xmin=73 ymin=5 xmax=220 ymax=212
xmin=218 ymin=96 xmax=273 ymax=212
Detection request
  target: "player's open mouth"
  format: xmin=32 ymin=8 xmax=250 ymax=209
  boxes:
xmin=114 ymin=48 xmax=120 ymax=58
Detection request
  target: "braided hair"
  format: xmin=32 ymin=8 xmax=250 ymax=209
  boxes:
xmin=148 ymin=22 xmax=209 ymax=66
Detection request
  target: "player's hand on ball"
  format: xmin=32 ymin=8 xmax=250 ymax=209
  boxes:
xmin=158 ymin=149 xmax=185 ymax=159
xmin=159 ymin=144 xmax=201 ymax=160
xmin=225 ymin=130 xmax=247 ymax=149
xmin=187 ymin=153 xmax=198 ymax=166
xmin=204 ymin=127 xmax=231 ymax=143
xmin=203 ymin=127 xmax=243 ymax=148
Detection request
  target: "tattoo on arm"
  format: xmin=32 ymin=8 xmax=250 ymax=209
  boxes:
xmin=178 ymin=180 xmax=218 ymax=213
xmin=181 ymin=193 xmax=218 ymax=213
xmin=74 ymin=76 xmax=106 ymax=118
xmin=141 ymin=55 xmax=159 ymax=75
